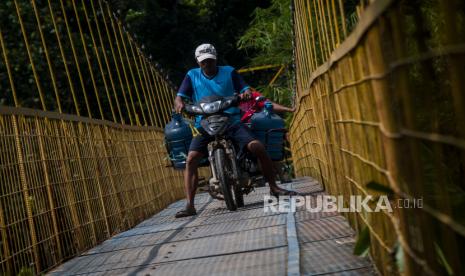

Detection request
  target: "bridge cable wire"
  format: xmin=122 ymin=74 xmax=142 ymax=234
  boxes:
xmin=128 ymin=35 xmax=154 ymax=126
xmin=47 ymin=0 xmax=81 ymax=116
xmin=117 ymin=19 xmax=146 ymax=126
xmin=91 ymin=0 xmax=125 ymax=124
xmin=81 ymin=0 xmax=117 ymax=123
xmin=138 ymin=53 xmax=160 ymax=127
xmin=72 ymin=0 xmax=105 ymax=120
xmin=59 ymin=0 xmax=92 ymax=118
xmin=99 ymin=0 xmax=133 ymax=124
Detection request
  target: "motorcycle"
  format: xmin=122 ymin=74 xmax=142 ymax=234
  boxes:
xmin=184 ymin=94 xmax=278 ymax=211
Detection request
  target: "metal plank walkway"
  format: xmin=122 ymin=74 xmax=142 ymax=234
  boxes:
xmin=49 ymin=177 xmax=376 ymax=275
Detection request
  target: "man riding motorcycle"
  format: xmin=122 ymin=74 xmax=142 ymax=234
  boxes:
xmin=173 ymin=43 xmax=298 ymax=218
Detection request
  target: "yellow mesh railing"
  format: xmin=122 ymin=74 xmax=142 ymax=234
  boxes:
xmin=291 ymin=0 xmax=465 ymax=275
xmin=0 ymin=0 xmax=209 ymax=274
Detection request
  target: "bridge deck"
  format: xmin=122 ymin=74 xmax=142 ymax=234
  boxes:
xmin=49 ymin=177 xmax=376 ymax=275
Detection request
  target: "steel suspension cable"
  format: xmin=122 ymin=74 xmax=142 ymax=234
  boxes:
xmin=47 ymin=0 xmax=81 ymax=116
xmin=71 ymin=0 xmax=105 ymax=120
xmin=59 ymin=0 xmax=92 ymax=117
xmin=105 ymin=4 xmax=138 ymax=125
xmin=82 ymin=0 xmax=117 ymax=122
xmin=14 ymin=0 xmax=46 ymax=110
xmin=91 ymin=0 xmax=124 ymax=124
xmin=98 ymin=0 xmax=132 ymax=125
xmin=127 ymin=36 xmax=155 ymax=126
xmin=116 ymin=22 xmax=146 ymax=125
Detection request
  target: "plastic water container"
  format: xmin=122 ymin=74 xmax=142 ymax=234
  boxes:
xmin=164 ymin=113 xmax=192 ymax=169
xmin=250 ymin=102 xmax=285 ymax=161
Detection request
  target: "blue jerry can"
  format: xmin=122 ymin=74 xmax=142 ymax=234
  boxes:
xmin=250 ymin=102 xmax=285 ymax=161
xmin=164 ymin=113 xmax=192 ymax=169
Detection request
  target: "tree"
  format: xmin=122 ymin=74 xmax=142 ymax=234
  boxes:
xmin=237 ymin=0 xmax=294 ymax=125
xmin=119 ymin=0 xmax=271 ymax=87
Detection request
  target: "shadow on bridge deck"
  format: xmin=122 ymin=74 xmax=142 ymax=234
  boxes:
xmin=49 ymin=177 xmax=376 ymax=275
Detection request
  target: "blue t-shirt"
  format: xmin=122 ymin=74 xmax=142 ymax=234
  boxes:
xmin=177 ymin=66 xmax=250 ymax=127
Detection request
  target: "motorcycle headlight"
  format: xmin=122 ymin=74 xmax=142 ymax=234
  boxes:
xmin=200 ymin=101 xmax=222 ymax=114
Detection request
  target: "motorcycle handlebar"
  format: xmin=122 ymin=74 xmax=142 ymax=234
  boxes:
xmin=183 ymin=94 xmax=241 ymax=115
xmin=183 ymin=104 xmax=203 ymax=115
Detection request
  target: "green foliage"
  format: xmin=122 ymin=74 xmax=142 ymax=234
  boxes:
xmin=395 ymin=242 xmax=405 ymax=273
xmin=435 ymin=242 xmax=454 ymax=275
xmin=125 ymin=9 xmax=145 ymax=23
xmin=237 ymin=0 xmax=294 ymax=126
xmin=366 ymin=181 xmax=394 ymax=196
xmin=353 ymin=226 xmax=371 ymax=257
xmin=256 ymin=81 xmax=294 ymax=125
xmin=120 ymin=0 xmax=271 ymax=86
xmin=17 ymin=267 xmax=34 ymax=276
xmin=237 ymin=0 xmax=292 ymax=66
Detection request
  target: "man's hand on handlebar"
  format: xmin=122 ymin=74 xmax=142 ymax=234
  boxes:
xmin=174 ymin=96 xmax=185 ymax=113
xmin=239 ymin=89 xmax=252 ymax=101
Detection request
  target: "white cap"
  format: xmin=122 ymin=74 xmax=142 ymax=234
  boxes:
xmin=195 ymin=43 xmax=217 ymax=62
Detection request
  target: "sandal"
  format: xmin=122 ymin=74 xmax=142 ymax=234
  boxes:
xmin=175 ymin=207 xmax=197 ymax=218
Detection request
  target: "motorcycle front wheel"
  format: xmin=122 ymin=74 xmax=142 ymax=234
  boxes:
xmin=214 ymin=148 xmax=237 ymax=211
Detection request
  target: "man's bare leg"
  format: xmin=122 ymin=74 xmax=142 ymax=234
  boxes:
xmin=176 ymin=151 xmax=203 ymax=217
xmin=247 ymin=140 xmax=297 ymax=194
xmin=184 ymin=150 xmax=203 ymax=208
xmin=182 ymin=167 xmax=197 ymax=208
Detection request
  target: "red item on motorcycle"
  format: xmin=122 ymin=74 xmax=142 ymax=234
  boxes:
xmin=239 ymin=91 xmax=265 ymax=123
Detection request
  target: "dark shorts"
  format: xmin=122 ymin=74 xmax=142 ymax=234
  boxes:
xmin=189 ymin=123 xmax=256 ymax=156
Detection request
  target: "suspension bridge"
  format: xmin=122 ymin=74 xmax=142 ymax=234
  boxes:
xmin=0 ymin=0 xmax=464 ymax=275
